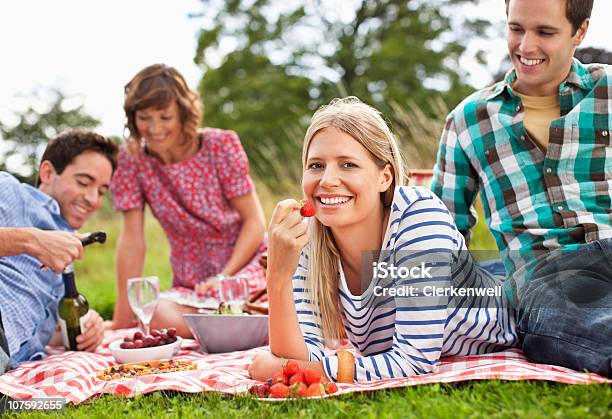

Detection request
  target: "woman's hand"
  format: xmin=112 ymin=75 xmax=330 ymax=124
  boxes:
xmin=267 ymin=199 xmax=309 ymax=282
xmin=194 ymin=275 xmax=221 ymax=296
xmin=249 ymin=352 xmax=327 ymax=382
xmin=248 ymin=351 xmax=284 ymax=381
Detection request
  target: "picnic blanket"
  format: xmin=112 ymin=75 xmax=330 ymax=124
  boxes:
xmin=0 ymin=329 xmax=609 ymax=404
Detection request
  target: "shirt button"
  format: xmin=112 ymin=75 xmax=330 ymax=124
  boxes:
xmin=516 ymin=105 xmax=521 ymax=112
xmin=485 ymin=150 xmax=490 ymax=155
xmin=520 ymin=135 xmax=526 ymax=141
xmin=557 ymin=205 xmax=564 ymax=211
xmin=546 ymin=168 xmax=552 ymax=174
xmin=603 ymin=130 xmax=609 ymax=137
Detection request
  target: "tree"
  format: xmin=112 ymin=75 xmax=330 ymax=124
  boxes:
xmin=191 ymin=0 xmax=488 ymax=190
xmin=0 ymin=89 xmax=99 ymax=184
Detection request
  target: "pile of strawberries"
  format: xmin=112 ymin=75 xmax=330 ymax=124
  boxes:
xmin=249 ymin=360 xmax=338 ymax=398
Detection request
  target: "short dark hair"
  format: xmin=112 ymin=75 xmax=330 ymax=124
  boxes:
xmin=505 ymin=0 xmax=594 ymax=34
xmin=36 ymin=129 xmax=118 ymax=186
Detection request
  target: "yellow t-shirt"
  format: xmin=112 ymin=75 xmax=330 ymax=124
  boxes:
xmin=515 ymin=92 xmax=560 ymax=151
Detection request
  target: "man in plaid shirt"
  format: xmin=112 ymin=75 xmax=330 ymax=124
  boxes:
xmin=432 ymin=0 xmax=611 ymax=377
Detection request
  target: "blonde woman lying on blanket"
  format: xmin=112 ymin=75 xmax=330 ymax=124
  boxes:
xmin=249 ymin=97 xmax=518 ymax=383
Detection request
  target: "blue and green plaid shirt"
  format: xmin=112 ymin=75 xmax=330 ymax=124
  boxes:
xmin=432 ymin=59 xmax=612 ymax=304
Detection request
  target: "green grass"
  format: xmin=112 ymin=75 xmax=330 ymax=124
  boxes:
xmin=8 ymin=382 xmax=611 ymax=418
xmin=8 ymin=195 xmax=610 ymax=418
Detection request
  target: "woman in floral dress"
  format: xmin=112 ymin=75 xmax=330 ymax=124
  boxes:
xmin=110 ymin=64 xmax=267 ymax=337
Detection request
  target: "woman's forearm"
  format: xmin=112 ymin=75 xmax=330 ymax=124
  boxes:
xmin=221 ymin=218 xmax=265 ymax=275
xmin=267 ymin=272 xmax=310 ymax=360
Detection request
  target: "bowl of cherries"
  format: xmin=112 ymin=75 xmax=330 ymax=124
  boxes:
xmin=109 ymin=328 xmax=182 ymax=364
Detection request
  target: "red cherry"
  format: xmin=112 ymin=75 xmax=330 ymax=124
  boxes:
xmin=133 ymin=339 xmax=144 ymax=349
xmin=133 ymin=331 xmax=144 ymax=340
xmin=123 ymin=336 xmax=133 ymax=343
xmin=167 ymin=328 xmax=177 ymax=338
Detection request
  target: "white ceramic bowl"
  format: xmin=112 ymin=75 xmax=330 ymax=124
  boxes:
xmin=109 ymin=336 xmax=182 ymax=364
xmin=183 ymin=314 xmax=268 ymax=353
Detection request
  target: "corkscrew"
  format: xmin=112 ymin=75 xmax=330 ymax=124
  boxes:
xmin=40 ymin=231 xmax=106 ymax=270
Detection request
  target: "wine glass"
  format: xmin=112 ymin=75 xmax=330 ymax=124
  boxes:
xmin=127 ymin=276 xmax=160 ymax=335
xmin=217 ymin=275 xmax=249 ymax=314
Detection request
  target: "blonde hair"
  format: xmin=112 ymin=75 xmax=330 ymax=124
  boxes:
xmin=302 ymin=97 xmax=406 ymax=340
xmin=123 ymin=64 xmax=202 ymax=155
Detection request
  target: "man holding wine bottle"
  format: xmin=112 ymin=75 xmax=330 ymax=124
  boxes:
xmin=0 ymin=129 xmax=118 ymax=372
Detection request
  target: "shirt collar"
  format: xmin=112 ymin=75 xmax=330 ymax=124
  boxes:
xmin=483 ymin=58 xmax=594 ymax=101
xmin=23 ymin=183 xmax=60 ymax=214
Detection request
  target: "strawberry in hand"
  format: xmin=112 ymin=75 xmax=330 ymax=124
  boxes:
xmin=300 ymin=200 xmax=316 ymax=217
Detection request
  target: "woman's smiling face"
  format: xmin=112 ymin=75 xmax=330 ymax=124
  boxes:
xmin=302 ymin=127 xmax=393 ymax=229
xmin=135 ymin=100 xmax=182 ymax=157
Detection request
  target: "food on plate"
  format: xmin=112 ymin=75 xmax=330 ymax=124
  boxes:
xmin=217 ymin=301 xmax=246 ymax=315
xmin=119 ymin=328 xmax=178 ymax=349
xmin=249 ymin=360 xmax=339 ymax=398
xmin=299 ymin=200 xmax=315 ymax=217
xmin=96 ymin=359 xmax=196 ymax=380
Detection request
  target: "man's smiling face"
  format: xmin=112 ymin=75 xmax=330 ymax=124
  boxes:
xmin=506 ymin=0 xmax=588 ymax=96
xmin=38 ymin=151 xmax=113 ymax=229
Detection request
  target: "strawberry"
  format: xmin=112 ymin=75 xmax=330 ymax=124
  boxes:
xmin=290 ymin=382 xmax=308 ymax=398
xmin=303 ymin=368 xmax=322 ymax=385
xmin=270 ymin=383 xmax=291 ymax=398
xmin=305 ymin=383 xmax=324 ymax=397
xmin=299 ymin=200 xmax=315 ymax=217
xmin=283 ymin=360 xmax=300 ymax=378
xmin=324 ymin=381 xmax=339 ymax=394
xmin=289 ymin=370 xmax=306 ymax=385
xmin=272 ymin=371 xmax=289 ymax=385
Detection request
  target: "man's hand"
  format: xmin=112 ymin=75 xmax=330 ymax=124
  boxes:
xmin=76 ymin=310 xmax=104 ymax=352
xmin=27 ymin=229 xmax=85 ymax=273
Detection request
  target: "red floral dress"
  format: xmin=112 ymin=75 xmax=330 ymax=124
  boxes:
xmin=110 ymin=128 xmax=267 ymax=301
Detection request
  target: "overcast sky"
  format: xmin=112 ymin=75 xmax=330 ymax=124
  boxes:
xmin=1 ymin=0 xmax=610 ymax=144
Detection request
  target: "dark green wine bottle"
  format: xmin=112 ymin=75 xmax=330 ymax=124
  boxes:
xmin=58 ymin=267 xmax=89 ymax=351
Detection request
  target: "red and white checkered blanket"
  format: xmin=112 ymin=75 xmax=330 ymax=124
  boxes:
xmin=0 ymin=329 xmax=609 ymax=404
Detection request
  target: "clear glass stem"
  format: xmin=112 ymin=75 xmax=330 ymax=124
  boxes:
xmin=143 ymin=321 xmax=150 ymax=335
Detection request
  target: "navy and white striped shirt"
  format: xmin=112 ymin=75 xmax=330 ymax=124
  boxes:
xmin=293 ymin=186 xmax=517 ymax=382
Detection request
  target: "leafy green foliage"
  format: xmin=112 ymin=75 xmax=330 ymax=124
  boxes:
xmin=0 ymin=89 xmax=99 ymax=184
xmin=192 ymin=0 xmax=488 ymax=191
xmin=198 ymin=50 xmax=311 ymax=190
